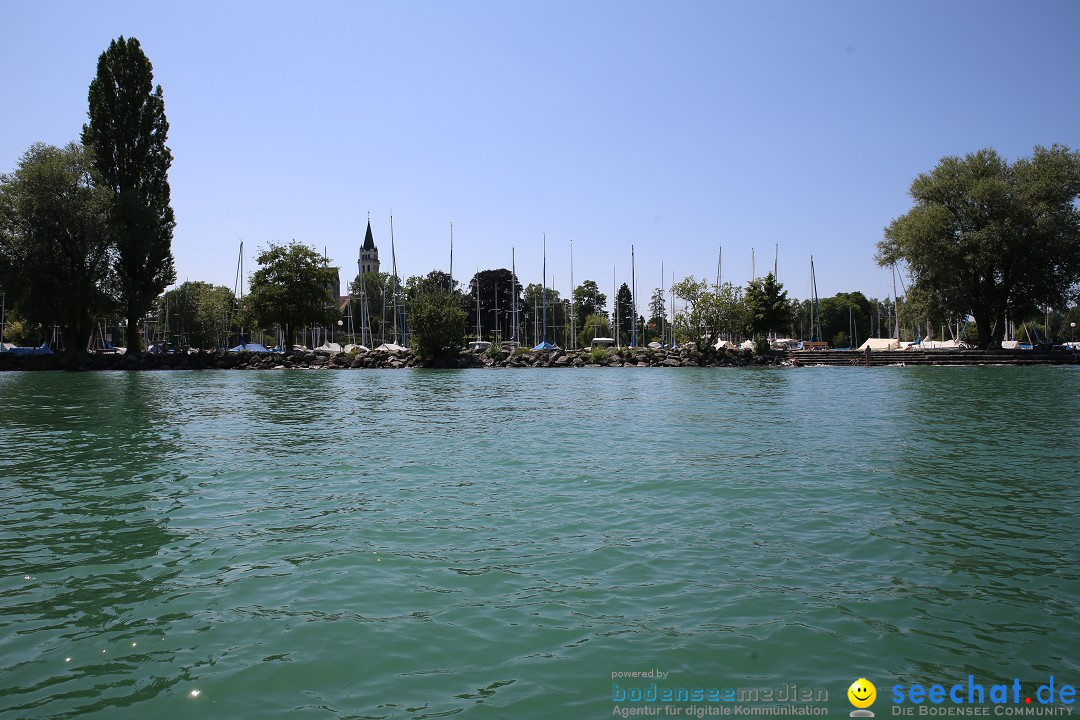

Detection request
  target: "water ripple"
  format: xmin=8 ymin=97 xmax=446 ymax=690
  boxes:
xmin=0 ymin=367 xmax=1078 ymax=717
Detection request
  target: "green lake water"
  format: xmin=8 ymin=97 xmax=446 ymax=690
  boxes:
xmin=1 ymin=367 xmax=1078 ymax=719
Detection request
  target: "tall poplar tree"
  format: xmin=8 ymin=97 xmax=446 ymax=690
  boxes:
xmin=615 ymin=283 xmax=634 ymax=346
xmin=83 ymin=36 xmax=176 ymax=351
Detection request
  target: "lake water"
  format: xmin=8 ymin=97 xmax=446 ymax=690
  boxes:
xmin=1 ymin=367 xmax=1078 ymax=719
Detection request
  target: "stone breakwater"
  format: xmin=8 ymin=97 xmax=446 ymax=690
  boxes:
xmin=0 ymin=346 xmax=785 ymax=372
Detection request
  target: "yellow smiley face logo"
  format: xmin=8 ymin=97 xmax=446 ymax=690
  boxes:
xmin=848 ymin=678 xmax=876 ymax=708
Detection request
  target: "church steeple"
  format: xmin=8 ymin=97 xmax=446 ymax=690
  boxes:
xmin=359 ymin=217 xmax=380 ymax=274
xmin=362 ymin=219 xmax=376 ymax=251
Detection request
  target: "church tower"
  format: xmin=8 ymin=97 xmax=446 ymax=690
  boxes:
xmin=359 ymin=218 xmax=380 ymax=275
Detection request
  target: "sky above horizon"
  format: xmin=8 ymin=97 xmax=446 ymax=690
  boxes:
xmin=2 ymin=1 xmax=1079 ymax=305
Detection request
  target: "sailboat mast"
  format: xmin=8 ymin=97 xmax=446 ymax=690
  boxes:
xmin=234 ymin=240 xmax=244 ymax=347
xmin=631 ymin=245 xmax=637 ymax=347
xmin=511 ymin=248 xmax=518 ymax=342
xmin=811 ymin=255 xmax=822 ymax=343
xmin=541 ymin=234 xmax=548 ymax=344
xmin=892 ymin=265 xmax=899 ymax=340
xmin=671 ymin=270 xmax=676 ymax=347
xmin=715 ymin=246 xmax=721 ymax=290
xmin=475 ymin=268 xmax=481 ymax=342
xmin=390 ymin=214 xmax=399 ymax=345
xmin=357 ymin=253 xmax=369 ymax=347
xmin=613 ymin=265 xmax=617 ymax=346
xmin=570 ymin=239 xmax=575 ymax=350
xmin=324 ymin=246 xmax=332 ymax=344
xmin=449 ymin=222 xmax=454 ymax=292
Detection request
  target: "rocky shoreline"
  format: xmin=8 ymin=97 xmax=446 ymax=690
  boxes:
xmin=0 ymin=346 xmax=785 ymax=372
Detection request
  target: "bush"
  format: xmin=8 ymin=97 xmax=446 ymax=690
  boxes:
xmin=585 ymin=347 xmax=611 ymax=364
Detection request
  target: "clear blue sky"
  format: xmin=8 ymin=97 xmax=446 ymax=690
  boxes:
xmin=2 ymin=1 xmax=1078 ymax=304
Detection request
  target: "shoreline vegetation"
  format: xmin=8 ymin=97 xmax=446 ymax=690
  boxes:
xmin=1 ymin=345 xmax=1076 ymax=372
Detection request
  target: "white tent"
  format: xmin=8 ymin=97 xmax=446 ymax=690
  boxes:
xmin=919 ymin=339 xmax=962 ymax=349
xmin=857 ymin=338 xmax=900 ymax=351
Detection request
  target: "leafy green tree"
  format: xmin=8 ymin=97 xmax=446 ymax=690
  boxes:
xmin=413 ymin=270 xmax=455 ymax=296
xmin=0 ymin=311 xmax=36 ymax=346
xmin=522 ymin=282 xmax=563 ymax=347
xmin=402 ymin=272 xmax=466 ymax=345
xmin=893 ymin=284 xmax=971 ymax=341
xmin=409 ymin=288 xmax=466 ymax=360
xmin=648 ymin=288 xmax=667 ymax=339
xmin=82 ymin=36 xmax=176 ymax=351
xmin=572 ymin=280 xmax=607 ymax=324
xmin=672 ymin=277 xmax=744 ymax=349
xmin=868 ymin=296 xmax=896 ymax=339
xmin=1062 ymin=305 xmax=1080 ymax=343
xmin=156 ymin=281 xmax=234 ymax=349
xmin=816 ymin=292 xmax=874 ymax=347
xmin=348 ymin=270 xmax=398 ymax=345
xmin=245 ymin=242 xmax=339 ymax=346
xmin=577 ymin=313 xmax=611 ymax=348
xmin=467 ymin=268 xmax=520 ymax=341
xmin=743 ymin=273 xmax=788 ymax=337
xmin=635 ymin=314 xmax=650 ymax=344
xmin=877 ymin=145 xmax=1080 ymax=347
xmin=0 ymin=142 xmax=115 ymax=352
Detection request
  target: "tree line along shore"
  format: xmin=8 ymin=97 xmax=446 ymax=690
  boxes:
xmin=3 ymin=37 xmax=1079 ymax=362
